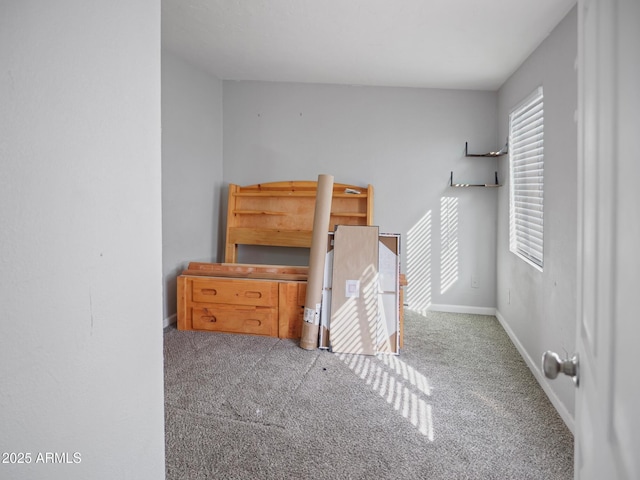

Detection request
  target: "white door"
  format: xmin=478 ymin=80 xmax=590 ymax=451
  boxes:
xmin=573 ymin=0 xmax=640 ymax=478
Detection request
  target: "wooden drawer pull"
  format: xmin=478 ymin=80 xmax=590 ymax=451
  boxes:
xmin=200 ymin=288 xmax=218 ymax=296
xmin=242 ymin=291 xmax=262 ymax=299
xmin=201 ymin=308 xmax=217 ymax=323
xmin=244 ymin=319 xmax=262 ymax=327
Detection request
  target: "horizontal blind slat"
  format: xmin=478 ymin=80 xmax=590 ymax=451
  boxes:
xmin=511 ymin=102 xmax=543 ymax=129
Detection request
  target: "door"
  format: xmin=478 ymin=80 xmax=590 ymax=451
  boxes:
xmin=574 ymin=0 xmax=640 ymax=478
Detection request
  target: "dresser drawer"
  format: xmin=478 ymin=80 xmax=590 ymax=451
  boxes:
xmin=191 ymin=278 xmax=278 ymax=307
xmin=191 ymin=304 xmax=277 ymax=336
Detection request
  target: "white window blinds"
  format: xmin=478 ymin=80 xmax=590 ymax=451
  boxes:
xmin=509 ymin=87 xmax=544 ymax=270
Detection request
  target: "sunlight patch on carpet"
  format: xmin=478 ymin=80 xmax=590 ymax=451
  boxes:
xmin=337 ymin=352 xmax=434 ymax=440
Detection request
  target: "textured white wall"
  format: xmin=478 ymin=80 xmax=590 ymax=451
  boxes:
xmin=496 ymin=7 xmax=578 ymax=429
xmin=223 ymin=82 xmax=499 ymax=312
xmin=162 ymin=50 xmax=223 ymax=325
xmin=0 ymin=2 xmax=165 ymax=479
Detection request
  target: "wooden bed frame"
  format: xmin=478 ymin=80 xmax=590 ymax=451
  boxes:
xmin=224 ymin=180 xmax=373 ymax=263
xmin=178 ymin=179 xmax=409 ymax=346
xmin=177 ymin=180 xmax=372 ymax=337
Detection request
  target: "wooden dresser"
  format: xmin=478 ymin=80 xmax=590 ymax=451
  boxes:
xmin=177 ymin=263 xmax=308 ymax=339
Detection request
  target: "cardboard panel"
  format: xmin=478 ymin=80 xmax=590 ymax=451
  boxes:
xmin=377 ymin=234 xmax=400 ymax=354
xmin=321 ymin=232 xmax=401 ymax=354
xmin=329 ymin=225 xmax=379 ymax=355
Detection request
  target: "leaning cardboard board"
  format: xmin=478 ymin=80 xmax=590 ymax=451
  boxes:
xmin=377 ymin=234 xmax=402 ymax=354
xmin=328 ymin=225 xmax=380 ymax=355
xmin=320 ymin=231 xmax=401 ymax=354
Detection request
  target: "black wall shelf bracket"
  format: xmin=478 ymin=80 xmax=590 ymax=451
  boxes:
xmin=450 ymin=171 xmax=501 ymax=188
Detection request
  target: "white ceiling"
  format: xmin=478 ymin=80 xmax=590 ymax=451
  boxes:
xmin=162 ymin=0 xmax=576 ymax=91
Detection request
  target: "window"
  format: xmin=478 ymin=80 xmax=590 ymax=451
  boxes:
xmin=509 ymin=87 xmax=544 ymax=270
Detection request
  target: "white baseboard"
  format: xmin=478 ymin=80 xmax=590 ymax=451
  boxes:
xmin=495 ymin=309 xmax=575 ymax=434
xmin=428 ymin=304 xmax=497 ymax=316
xmin=163 ymin=313 xmax=177 ymax=329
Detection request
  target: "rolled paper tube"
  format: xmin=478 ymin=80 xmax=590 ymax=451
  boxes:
xmin=300 ymin=174 xmax=334 ymax=350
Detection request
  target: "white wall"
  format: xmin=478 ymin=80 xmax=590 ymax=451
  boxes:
xmin=0 ymin=2 xmax=165 ymax=479
xmin=496 ymin=6 xmax=578 ymax=429
xmin=223 ymin=82 xmax=499 ymax=312
xmin=162 ymin=50 xmax=223 ymax=326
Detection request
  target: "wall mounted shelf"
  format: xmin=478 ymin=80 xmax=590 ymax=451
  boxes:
xmin=449 ymin=171 xmax=502 ymax=188
xmin=465 ymin=141 xmax=508 ymax=157
xmin=449 ymin=141 xmax=507 ymax=188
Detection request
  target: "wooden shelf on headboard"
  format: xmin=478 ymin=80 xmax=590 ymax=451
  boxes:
xmin=224 ymin=180 xmax=374 ymax=263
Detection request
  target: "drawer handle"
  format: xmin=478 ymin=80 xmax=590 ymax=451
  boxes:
xmin=244 ymin=319 xmax=262 ymax=327
xmin=243 ymin=291 xmax=262 ymax=299
xmin=202 ymin=308 xmax=216 ymax=322
xmin=200 ymin=288 xmax=217 ymax=296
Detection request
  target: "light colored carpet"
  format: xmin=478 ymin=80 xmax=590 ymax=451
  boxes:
xmin=164 ymin=310 xmax=573 ymax=479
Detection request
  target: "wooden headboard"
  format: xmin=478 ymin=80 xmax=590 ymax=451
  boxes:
xmin=224 ymin=180 xmax=373 ymax=263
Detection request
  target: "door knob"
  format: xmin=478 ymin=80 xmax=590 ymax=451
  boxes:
xmin=542 ymin=351 xmax=579 ymax=386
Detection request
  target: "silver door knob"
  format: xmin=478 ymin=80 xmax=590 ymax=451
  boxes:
xmin=542 ymin=351 xmax=579 ymax=386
